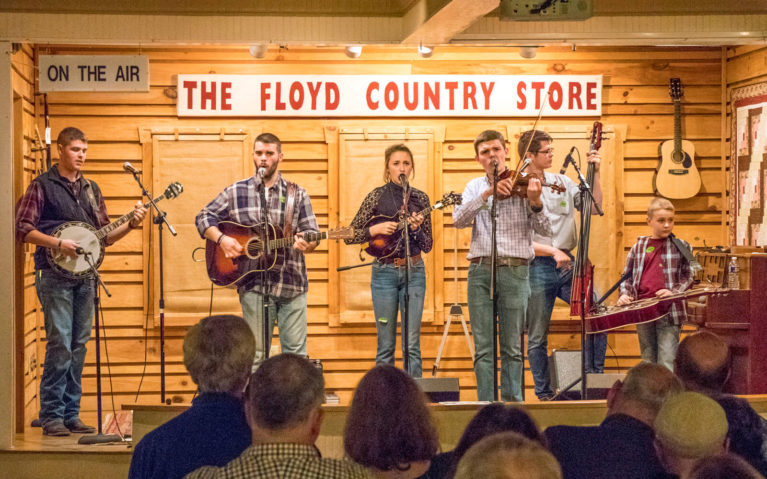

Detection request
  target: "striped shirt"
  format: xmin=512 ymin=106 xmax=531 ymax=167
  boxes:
xmin=195 ymin=172 xmax=319 ymax=298
xmin=619 ymin=235 xmax=694 ymax=325
xmin=453 ymin=175 xmax=552 ymax=261
xmin=184 ymin=443 xmax=372 ymax=479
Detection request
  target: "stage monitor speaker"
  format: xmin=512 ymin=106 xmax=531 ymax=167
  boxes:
xmin=414 ymin=377 xmax=460 ymax=403
xmin=550 ymin=349 xmax=625 ymax=399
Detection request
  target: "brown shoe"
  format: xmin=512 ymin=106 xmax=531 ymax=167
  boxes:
xmin=64 ymin=418 xmax=96 ymax=434
xmin=43 ymin=421 xmax=71 ymax=436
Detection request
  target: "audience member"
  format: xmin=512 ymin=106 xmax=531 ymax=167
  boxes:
xmin=186 ymin=353 xmax=370 ymax=479
xmin=423 ymin=403 xmax=544 ymax=479
xmin=675 ymin=331 xmax=767 ymax=475
xmin=684 ymin=454 xmax=765 ymax=479
xmin=453 ymin=431 xmax=561 ymax=479
xmin=345 ymin=364 xmax=439 ymax=478
xmin=654 ymin=391 xmax=729 ymax=478
xmin=545 ymin=362 xmax=683 ymax=479
xmin=129 ymin=315 xmax=254 ymax=479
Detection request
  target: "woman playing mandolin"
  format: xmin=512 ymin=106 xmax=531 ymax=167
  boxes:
xmin=345 ymin=144 xmax=433 ymax=378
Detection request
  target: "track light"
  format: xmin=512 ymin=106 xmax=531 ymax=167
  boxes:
xmin=519 ymin=46 xmax=537 ymax=59
xmin=344 ymin=45 xmax=363 ymax=58
xmin=417 ymin=44 xmax=433 ymax=58
xmin=249 ymin=44 xmax=267 ymax=59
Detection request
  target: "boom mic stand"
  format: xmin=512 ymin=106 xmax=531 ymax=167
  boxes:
xmin=128 ymin=169 xmax=177 ymax=404
xmin=78 ymin=252 xmax=121 ymax=444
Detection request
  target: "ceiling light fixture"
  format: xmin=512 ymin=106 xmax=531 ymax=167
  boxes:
xmin=344 ymin=45 xmax=363 ymax=58
xmin=249 ymin=44 xmax=267 ymax=59
xmin=519 ymin=46 xmax=538 ymax=59
xmin=417 ymin=43 xmax=433 ymax=58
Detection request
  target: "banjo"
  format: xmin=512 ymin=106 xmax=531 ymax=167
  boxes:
xmin=46 ymin=182 xmax=183 ymax=278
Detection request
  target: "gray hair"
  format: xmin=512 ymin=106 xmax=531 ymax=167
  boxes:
xmin=455 ymin=432 xmax=562 ymax=479
xmin=246 ymin=353 xmax=324 ymax=430
xmin=183 ymin=315 xmax=255 ymax=394
xmin=622 ymin=362 xmax=684 ymax=415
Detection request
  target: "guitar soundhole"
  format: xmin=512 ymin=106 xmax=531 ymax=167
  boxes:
xmin=672 ymin=150 xmax=684 ymax=163
xmin=245 ymin=238 xmax=263 ymax=259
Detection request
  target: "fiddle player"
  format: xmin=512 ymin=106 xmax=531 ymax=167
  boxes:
xmin=616 ymin=197 xmax=693 ymax=371
xmin=345 ymin=144 xmax=432 ymax=378
xmin=523 ymin=129 xmax=607 ymax=401
xmin=453 ymin=130 xmax=551 ymax=402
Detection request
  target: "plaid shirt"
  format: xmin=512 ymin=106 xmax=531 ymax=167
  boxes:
xmin=195 ymin=172 xmax=319 ymax=298
xmin=184 ymin=443 xmax=372 ymax=479
xmin=620 ymin=235 xmax=694 ymax=325
xmin=15 ymin=168 xmax=110 ymax=243
xmin=452 ymin=175 xmax=551 ymax=261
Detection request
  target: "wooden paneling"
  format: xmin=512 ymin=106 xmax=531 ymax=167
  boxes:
xmin=17 ymin=44 xmax=728 ymax=414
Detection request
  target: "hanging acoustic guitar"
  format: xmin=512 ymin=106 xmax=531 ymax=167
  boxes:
xmin=47 ymin=182 xmax=184 ymax=279
xmin=653 ymin=78 xmax=701 ymax=199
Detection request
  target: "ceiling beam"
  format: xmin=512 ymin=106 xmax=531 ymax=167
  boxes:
xmin=402 ymin=0 xmax=499 ymax=45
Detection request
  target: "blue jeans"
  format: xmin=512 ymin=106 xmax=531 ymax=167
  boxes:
xmin=371 ymin=260 xmax=426 ymax=378
xmin=636 ymin=315 xmax=680 ymax=371
xmin=35 ymin=269 xmax=95 ymax=426
xmin=239 ymin=291 xmax=307 ymax=368
xmin=528 ymin=257 xmax=608 ymax=398
xmin=468 ymin=262 xmax=529 ymax=402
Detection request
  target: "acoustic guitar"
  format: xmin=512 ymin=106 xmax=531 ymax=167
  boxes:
xmin=654 ymin=78 xmax=701 ymax=199
xmin=205 ymin=221 xmax=353 ymax=288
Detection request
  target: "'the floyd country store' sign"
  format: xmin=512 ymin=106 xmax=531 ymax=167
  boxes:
xmin=177 ymin=75 xmax=602 ymax=117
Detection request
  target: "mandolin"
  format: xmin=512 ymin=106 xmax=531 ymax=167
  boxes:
xmin=654 ymin=78 xmax=701 ymax=199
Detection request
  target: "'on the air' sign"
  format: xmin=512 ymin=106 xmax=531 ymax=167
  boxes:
xmin=39 ymin=55 xmax=149 ymax=92
xmin=177 ymin=74 xmax=602 ymax=117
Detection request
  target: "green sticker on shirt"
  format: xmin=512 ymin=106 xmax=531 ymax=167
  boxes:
xmin=280 ymin=195 xmax=286 ymax=203
xmin=560 ymin=200 xmax=567 ymax=208
xmin=646 ymin=246 xmax=655 ymax=253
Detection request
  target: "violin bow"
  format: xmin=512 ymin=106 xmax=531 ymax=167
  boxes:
xmin=507 ymin=87 xmax=552 ymax=190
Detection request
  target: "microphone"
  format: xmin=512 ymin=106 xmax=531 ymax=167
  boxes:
xmin=257 ymin=167 xmax=267 ymax=179
xmin=398 ymin=173 xmax=408 ymax=186
xmin=520 ymin=158 xmax=532 ymax=171
xmin=75 ymin=247 xmax=86 ymax=255
xmin=123 ymin=162 xmax=140 ymax=174
xmin=559 ymin=146 xmax=576 ymax=175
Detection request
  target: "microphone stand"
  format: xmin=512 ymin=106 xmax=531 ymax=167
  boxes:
xmin=257 ymin=174 xmax=272 ymax=362
xmin=490 ymin=161 xmax=500 ymax=401
xmin=128 ymin=170 xmax=177 ymax=404
xmin=400 ymin=177 xmax=411 ymax=375
xmin=78 ymin=252 xmax=122 ymax=444
xmin=567 ymin=157 xmax=602 ymax=400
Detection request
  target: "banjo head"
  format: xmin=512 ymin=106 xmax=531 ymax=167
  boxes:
xmin=47 ymin=221 xmax=105 ymax=277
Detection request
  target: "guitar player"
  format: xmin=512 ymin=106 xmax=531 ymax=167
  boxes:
xmin=344 ymin=144 xmax=432 ymax=378
xmin=195 ymin=133 xmax=319 ymax=368
xmin=617 ymin=197 xmax=694 ymax=371
xmin=15 ymin=127 xmax=147 ymax=436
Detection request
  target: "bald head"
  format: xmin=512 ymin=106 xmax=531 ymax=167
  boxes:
xmin=674 ymin=332 xmax=731 ymax=393
xmin=608 ymin=363 xmax=683 ymax=424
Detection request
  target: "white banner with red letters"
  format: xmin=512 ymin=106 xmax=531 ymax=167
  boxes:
xmin=177 ymin=75 xmax=602 ymax=117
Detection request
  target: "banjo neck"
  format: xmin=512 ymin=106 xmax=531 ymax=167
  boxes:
xmin=94 ymin=192 xmax=167 ymax=240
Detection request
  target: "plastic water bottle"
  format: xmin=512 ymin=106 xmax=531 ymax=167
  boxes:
xmin=728 ymin=257 xmax=740 ymax=290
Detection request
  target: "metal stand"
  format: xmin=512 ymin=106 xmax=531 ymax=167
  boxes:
xmin=257 ymin=177 xmax=271 ymax=362
xmin=490 ymin=161 xmax=500 ymax=401
xmin=400 ymin=177 xmax=412 ymax=375
xmin=433 ymin=230 xmax=475 ymax=376
xmin=78 ymin=252 xmax=121 ymax=444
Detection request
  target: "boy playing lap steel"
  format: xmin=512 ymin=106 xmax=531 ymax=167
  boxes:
xmin=617 ymin=197 xmax=694 ymax=371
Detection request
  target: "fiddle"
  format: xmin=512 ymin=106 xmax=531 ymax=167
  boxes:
xmin=495 ymin=167 xmax=566 ymax=200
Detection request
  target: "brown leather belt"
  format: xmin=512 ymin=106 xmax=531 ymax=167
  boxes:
xmin=470 ymin=256 xmax=529 ymax=267
xmin=378 ymin=253 xmax=422 ymax=267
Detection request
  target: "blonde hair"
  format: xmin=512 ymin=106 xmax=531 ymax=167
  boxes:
xmin=647 ymin=197 xmax=675 ymax=219
xmin=454 ymin=432 xmax=562 ymax=479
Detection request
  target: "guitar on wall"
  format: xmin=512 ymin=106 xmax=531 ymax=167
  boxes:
xmin=364 ymin=192 xmax=462 ymax=259
xmin=206 ymin=222 xmax=353 ymax=288
xmin=47 ymin=182 xmax=184 ymax=278
xmin=654 ymin=78 xmax=701 ymax=199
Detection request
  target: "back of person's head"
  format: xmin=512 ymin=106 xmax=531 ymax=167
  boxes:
xmin=715 ymin=395 xmax=767 ymax=475
xmin=344 ymin=365 xmax=439 ymax=474
xmin=655 ymin=391 xmax=729 ymax=459
xmin=183 ymin=315 xmax=255 ymax=394
xmin=454 ymin=431 xmax=562 ymax=479
xmin=684 ymin=454 xmax=765 ymax=479
xmin=246 ymin=353 xmax=324 ymax=430
xmin=453 ymin=404 xmax=544 ymax=459
xmin=675 ymin=331 xmax=731 ymax=393
xmin=610 ymin=362 xmax=683 ymax=418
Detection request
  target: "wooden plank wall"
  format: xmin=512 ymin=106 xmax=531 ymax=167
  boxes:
xmin=20 ymin=45 xmax=726 ymax=415
xmin=11 ymin=43 xmax=42 ymax=431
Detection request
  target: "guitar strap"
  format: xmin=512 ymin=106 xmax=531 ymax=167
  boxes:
xmin=669 ymin=233 xmax=702 ymax=271
xmin=282 ymin=181 xmax=298 ymax=240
